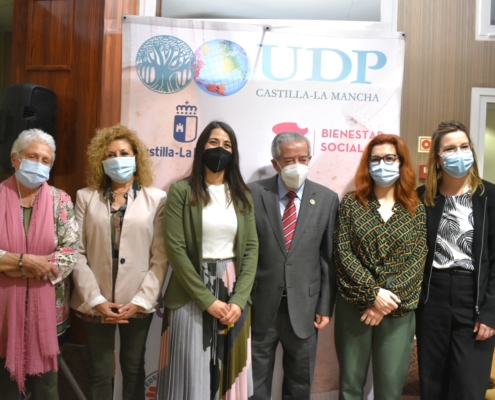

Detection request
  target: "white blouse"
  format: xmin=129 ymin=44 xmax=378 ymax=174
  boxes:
xmin=202 ymin=184 xmax=237 ymax=259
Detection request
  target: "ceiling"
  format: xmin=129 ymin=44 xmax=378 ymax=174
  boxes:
xmin=161 ymin=0 xmax=382 ymax=21
xmin=0 ymin=0 xmax=13 ymax=32
xmin=0 ymin=0 xmax=382 ymax=33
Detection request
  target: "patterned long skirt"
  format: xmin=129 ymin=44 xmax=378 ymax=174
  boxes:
xmin=156 ymin=259 xmax=253 ymax=400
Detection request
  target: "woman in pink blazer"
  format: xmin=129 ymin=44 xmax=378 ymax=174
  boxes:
xmin=71 ymin=124 xmax=167 ymax=400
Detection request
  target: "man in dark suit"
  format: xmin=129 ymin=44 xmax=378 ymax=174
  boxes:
xmin=248 ymin=132 xmax=339 ymax=399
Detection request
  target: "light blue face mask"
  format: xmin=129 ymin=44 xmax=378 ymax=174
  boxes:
xmin=102 ymin=156 xmax=136 ymax=183
xmin=15 ymin=158 xmax=51 ymax=189
xmin=441 ymin=149 xmax=474 ymax=178
xmin=369 ymin=160 xmax=400 ymax=187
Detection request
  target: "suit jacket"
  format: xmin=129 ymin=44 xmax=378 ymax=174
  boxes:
xmin=71 ymin=186 xmax=167 ymax=314
xmin=163 ymin=179 xmax=259 ymax=312
xmin=248 ymin=176 xmax=339 ymax=339
xmin=417 ymin=180 xmax=495 ymax=327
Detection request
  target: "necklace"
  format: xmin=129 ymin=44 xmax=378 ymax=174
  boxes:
xmin=110 ymin=188 xmax=130 ymax=207
xmin=111 ymin=188 xmax=130 ymax=202
xmin=16 ymin=180 xmax=41 ymax=208
xmin=111 ymin=179 xmax=133 ymax=200
xmin=111 ymin=188 xmax=127 ymax=197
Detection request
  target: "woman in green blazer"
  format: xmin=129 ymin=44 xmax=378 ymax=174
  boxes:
xmin=156 ymin=121 xmax=258 ymax=400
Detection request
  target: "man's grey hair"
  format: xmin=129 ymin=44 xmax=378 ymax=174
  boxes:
xmin=271 ymin=132 xmax=311 ymax=160
xmin=11 ymin=129 xmax=56 ymax=166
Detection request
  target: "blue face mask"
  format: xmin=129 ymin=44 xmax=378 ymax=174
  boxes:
xmin=369 ymin=160 xmax=400 ymax=187
xmin=441 ymin=149 xmax=474 ymax=178
xmin=15 ymin=158 xmax=51 ymax=189
xmin=102 ymin=157 xmax=136 ymax=183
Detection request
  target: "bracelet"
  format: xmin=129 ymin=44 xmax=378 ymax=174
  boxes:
xmin=19 ymin=254 xmax=26 ymax=279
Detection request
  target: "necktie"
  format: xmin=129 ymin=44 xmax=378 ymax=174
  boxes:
xmin=282 ymin=191 xmax=297 ymax=251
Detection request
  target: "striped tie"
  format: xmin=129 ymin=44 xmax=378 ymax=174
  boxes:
xmin=282 ymin=191 xmax=297 ymax=251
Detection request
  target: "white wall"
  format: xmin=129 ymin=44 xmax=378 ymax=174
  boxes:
xmin=160 ymin=0 xmax=382 ymax=21
xmin=484 ymin=107 xmax=495 ymax=183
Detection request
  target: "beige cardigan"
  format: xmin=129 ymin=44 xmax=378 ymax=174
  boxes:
xmin=71 ymin=186 xmax=167 ymax=314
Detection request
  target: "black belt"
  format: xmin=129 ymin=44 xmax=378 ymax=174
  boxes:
xmin=433 ymin=267 xmax=474 ymax=276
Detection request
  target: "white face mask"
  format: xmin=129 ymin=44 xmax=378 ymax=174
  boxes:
xmin=15 ymin=158 xmax=51 ymax=189
xmin=102 ymin=156 xmax=136 ymax=183
xmin=277 ymin=162 xmax=309 ymax=189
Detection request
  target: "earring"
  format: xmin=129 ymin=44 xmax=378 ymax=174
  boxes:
xmin=436 ymin=163 xmax=440 ymax=169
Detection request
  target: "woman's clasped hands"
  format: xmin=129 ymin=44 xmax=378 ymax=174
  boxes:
xmin=361 ymin=288 xmax=401 ymax=326
xmin=95 ymin=301 xmax=143 ymax=323
xmin=206 ymin=300 xmax=242 ymax=325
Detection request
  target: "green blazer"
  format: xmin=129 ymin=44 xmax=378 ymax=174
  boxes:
xmin=163 ymin=179 xmax=258 ymax=311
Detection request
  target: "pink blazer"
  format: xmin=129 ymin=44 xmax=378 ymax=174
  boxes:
xmin=71 ymin=186 xmax=167 ymax=314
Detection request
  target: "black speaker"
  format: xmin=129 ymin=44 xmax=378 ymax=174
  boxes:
xmin=0 ymin=83 xmax=57 ymax=174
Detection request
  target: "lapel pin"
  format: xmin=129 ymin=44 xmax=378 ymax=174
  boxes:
xmin=310 ymin=199 xmax=316 ymax=205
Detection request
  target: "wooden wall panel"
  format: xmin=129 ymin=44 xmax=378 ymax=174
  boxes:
xmin=11 ymin=0 xmax=137 ymax=200
xmin=26 ymin=0 xmax=74 ymax=70
xmin=397 ymin=0 xmax=495 ymax=182
xmin=100 ymin=0 xmax=138 ymax=127
xmin=10 ymin=0 xmax=138 ymax=344
xmin=0 ymin=32 xmax=13 ymax=92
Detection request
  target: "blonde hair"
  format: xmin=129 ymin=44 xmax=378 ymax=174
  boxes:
xmin=424 ymin=120 xmax=484 ymax=207
xmin=86 ymin=124 xmax=154 ymax=190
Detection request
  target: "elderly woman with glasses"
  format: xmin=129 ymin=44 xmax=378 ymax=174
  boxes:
xmin=416 ymin=121 xmax=495 ymax=400
xmin=334 ymin=134 xmax=427 ymax=400
xmin=0 ymin=129 xmax=79 ymax=399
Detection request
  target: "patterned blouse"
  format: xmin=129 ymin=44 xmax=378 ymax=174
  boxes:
xmin=0 ymin=185 xmax=79 ymax=335
xmin=432 ymin=191 xmax=474 ymax=271
xmin=334 ymin=192 xmax=427 ymax=316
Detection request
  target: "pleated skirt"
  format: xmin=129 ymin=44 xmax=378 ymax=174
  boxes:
xmin=156 ymin=259 xmax=253 ymax=400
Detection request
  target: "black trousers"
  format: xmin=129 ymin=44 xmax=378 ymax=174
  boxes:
xmin=83 ymin=315 xmax=153 ymax=400
xmin=416 ymin=270 xmax=495 ymax=400
xmin=250 ymin=297 xmax=317 ymax=400
xmin=0 ymin=358 xmax=58 ymax=400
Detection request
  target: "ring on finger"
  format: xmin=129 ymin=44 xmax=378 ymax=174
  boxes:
xmin=42 ymin=275 xmax=48 ymax=280
xmin=490 ymin=330 xmax=494 ymax=335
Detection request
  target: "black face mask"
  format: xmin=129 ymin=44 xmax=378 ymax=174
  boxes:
xmin=203 ymin=147 xmax=233 ymax=173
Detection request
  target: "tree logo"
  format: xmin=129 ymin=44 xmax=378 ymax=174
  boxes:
xmin=136 ymin=35 xmax=194 ymax=94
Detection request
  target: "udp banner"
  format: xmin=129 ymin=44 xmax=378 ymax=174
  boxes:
xmin=121 ymin=16 xmax=404 ymax=399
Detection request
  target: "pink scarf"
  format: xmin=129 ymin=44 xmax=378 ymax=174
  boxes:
xmin=0 ymin=175 xmax=59 ymax=393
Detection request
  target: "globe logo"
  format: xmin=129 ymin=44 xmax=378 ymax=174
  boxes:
xmin=193 ymin=40 xmax=250 ymax=96
xmin=136 ymin=35 xmax=194 ymax=94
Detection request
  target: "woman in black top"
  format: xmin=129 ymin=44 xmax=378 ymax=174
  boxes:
xmin=416 ymin=120 xmax=495 ymax=400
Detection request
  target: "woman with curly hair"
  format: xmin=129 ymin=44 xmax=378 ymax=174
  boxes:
xmin=416 ymin=121 xmax=495 ymax=400
xmin=334 ymin=134 xmax=427 ymax=400
xmin=71 ymin=124 xmax=167 ymax=400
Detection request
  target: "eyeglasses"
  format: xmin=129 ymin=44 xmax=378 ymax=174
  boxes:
xmin=439 ymin=144 xmax=471 ymax=158
xmin=369 ymin=154 xmax=400 ymax=166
